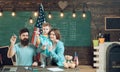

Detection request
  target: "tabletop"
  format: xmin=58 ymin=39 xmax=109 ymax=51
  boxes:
xmin=1 ymin=65 xmax=80 ymax=72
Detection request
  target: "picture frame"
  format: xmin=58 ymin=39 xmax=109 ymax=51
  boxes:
xmin=105 ymin=16 xmax=120 ymax=31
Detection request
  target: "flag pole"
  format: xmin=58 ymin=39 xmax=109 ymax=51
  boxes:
xmin=31 ymin=3 xmax=46 ymax=62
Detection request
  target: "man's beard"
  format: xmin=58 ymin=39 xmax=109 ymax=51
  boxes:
xmin=20 ymin=38 xmax=29 ymax=46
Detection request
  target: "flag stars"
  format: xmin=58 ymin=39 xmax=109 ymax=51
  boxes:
xmin=34 ymin=4 xmax=46 ymax=33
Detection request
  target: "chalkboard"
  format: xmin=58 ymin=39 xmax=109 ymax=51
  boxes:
xmin=0 ymin=11 xmax=91 ymax=47
xmin=105 ymin=17 xmax=120 ymax=31
xmin=46 ymin=11 xmax=91 ymax=46
xmin=0 ymin=11 xmax=35 ymax=46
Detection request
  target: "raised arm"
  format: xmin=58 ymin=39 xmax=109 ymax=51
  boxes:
xmin=7 ymin=36 xmax=16 ymax=58
xmin=36 ymin=31 xmax=41 ymax=45
xmin=50 ymin=42 xmax=64 ymax=60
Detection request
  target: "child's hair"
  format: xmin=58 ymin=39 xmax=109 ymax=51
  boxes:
xmin=49 ymin=28 xmax=61 ymax=40
xmin=42 ymin=22 xmax=51 ymax=29
xmin=19 ymin=28 xmax=29 ymax=35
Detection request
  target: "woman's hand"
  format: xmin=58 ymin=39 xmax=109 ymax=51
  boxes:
xmin=48 ymin=46 xmax=53 ymax=52
xmin=42 ymin=45 xmax=46 ymax=50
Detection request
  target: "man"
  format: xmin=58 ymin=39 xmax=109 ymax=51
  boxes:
xmin=7 ymin=28 xmax=37 ymax=66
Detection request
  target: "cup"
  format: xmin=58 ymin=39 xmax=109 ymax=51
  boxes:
xmin=93 ymin=40 xmax=99 ymax=47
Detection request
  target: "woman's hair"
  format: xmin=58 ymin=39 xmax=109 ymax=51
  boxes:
xmin=19 ymin=28 xmax=29 ymax=35
xmin=49 ymin=28 xmax=61 ymax=40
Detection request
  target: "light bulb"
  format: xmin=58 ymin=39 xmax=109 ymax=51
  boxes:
xmin=48 ymin=13 xmax=52 ymax=19
xmin=82 ymin=13 xmax=86 ymax=18
xmin=11 ymin=12 xmax=16 ymax=16
xmin=72 ymin=12 xmax=76 ymax=18
xmin=60 ymin=12 xmax=64 ymax=17
xmin=34 ymin=11 xmax=38 ymax=17
xmin=0 ymin=12 xmax=3 ymax=16
xmin=29 ymin=18 xmax=33 ymax=24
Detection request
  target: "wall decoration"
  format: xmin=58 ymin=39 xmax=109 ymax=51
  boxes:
xmin=58 ymin=1 xmax=68 ymax=10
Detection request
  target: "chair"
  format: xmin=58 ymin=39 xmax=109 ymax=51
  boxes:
xmin=11 ymin=55 xmax=16 ymax=65
xmin=0 ymin=46 xmax=13 ymax=66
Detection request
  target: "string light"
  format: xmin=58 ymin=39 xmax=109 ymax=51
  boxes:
xmin=0 ymin=9 xmax=3 ymax=16
xmin=33 ymin=11 xmax=38 ymax=17
xmin=29 ymin=17 xmax=33 ymax=24
xmin=11 ymin=11 xmax=16 ymax=16
xmin=48 ymin=11 xmax=52 ymax=19
xmin=60 ymin=10 xmax=64 ymax=17
xmin=11 ymin=8 xmax=16 ymax=16
xmin=82 ymin=11 xmax=86 ymax=18
xmin=72 ymin=10 xmax=76 ymax=18
xmin=72 ymin=1 xmax=76 ymax=18
xmin=82 ymin=3 xmax=87 ymax=18
xmin=0 ymin=4 xmax=89 ymax=18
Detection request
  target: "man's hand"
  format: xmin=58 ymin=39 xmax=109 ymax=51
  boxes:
xmin=7 ymin=35 xmax=17 ymax=58
xmin=10 ymin=35 xmax=17 ymax=45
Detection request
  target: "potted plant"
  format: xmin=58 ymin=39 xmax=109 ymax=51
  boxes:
xmin=92 ymin=31 xmax=99 ymax=47
xmin=92 ymin=24 xmax=102 ymax=46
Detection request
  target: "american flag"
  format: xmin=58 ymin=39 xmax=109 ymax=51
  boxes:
xmin=74 ymin=52 xmax=79 ymax=67
xmin=31 ymin=3 xmax=46 ymax=62
xmin=31 ymin=3 xmax=46 ymax=46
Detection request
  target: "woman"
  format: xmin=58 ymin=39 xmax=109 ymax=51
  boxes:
xmin=48 ymin=28 xmax=65 ymax=67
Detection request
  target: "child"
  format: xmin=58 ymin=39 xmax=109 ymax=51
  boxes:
xmin=36 ymin=22 xmax=52 ymax=68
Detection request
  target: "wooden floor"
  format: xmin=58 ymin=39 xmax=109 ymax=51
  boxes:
xmin=79 ymin=65 xmax=96 ymax=72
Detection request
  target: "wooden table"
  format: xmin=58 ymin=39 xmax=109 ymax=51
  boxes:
xmin=1 ymin=65 xmax=80 ymax=72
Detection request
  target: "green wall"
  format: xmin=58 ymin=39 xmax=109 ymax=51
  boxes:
xmin=0 ymin=11 xmax=91 ymax=47
xmin=0 ymin=11 xmax=35 ymax=46
xmin=46 ymin=11 xmax=91 ymax=46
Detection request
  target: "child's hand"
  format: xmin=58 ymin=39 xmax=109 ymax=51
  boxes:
xmin=35 ymin=31 xmax=40 ymax=37
xmin=35 ymin=31 xmax=40 ymax=44
xmin=42 ymin=45 xmax=46 ymax=50
xmin=34 ymin=31 xmax=40 ymax=37
xmin=32 ymin=62 xmax=38 ymax=66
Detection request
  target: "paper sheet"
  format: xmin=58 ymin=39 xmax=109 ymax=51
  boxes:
xmin=9 ymin=67 xmax=17 ymax=72
xmin=47 ymin=67 xmax=64 ymax=72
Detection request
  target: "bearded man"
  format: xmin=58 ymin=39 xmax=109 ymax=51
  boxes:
xmin=7 ymin=28 xmax=37 ymax=66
